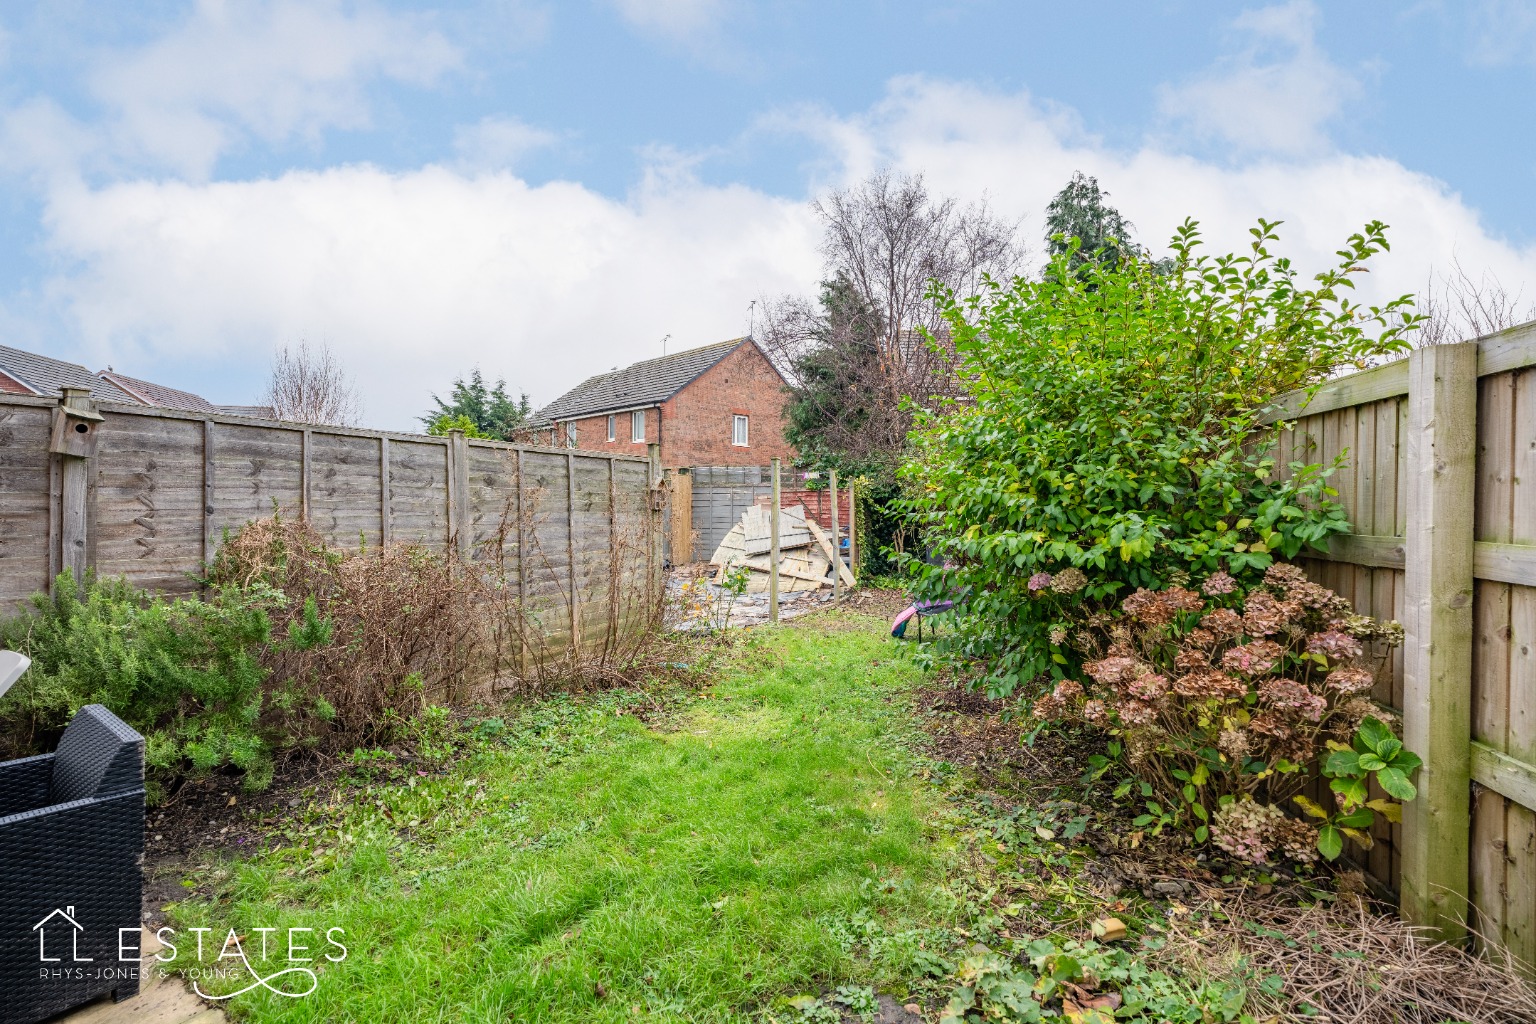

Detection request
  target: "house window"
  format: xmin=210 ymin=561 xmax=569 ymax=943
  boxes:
xmin=565 ymin=422 xmax=577 ymax=448
xmin=632 ymin=409 xmax=646 ymax=442
xmin=607 ymin=415 xmax=616 ymax=442
xmin=732 ymin=414 xmax=749 ymax=447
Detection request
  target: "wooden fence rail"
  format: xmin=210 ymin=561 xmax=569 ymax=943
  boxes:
xmin=1260 ymin=322 xmax=1536 ymax=960
xmin=0 ymin=392 xmax=664 ymax=657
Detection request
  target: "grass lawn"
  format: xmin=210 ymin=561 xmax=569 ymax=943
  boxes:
xmin=173 ymin=612 xmax=955 ymax=1022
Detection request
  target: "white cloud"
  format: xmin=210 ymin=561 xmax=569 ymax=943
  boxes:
xmin=1157 ymin=0 xmax=1359 ymax=156
xmin=452 ymin=115 xmax=561 ymax=172
xmin=86 ymin=0 xmax=460 ymax=177
xmin=1468 ymin=0 xmax=1536 ymax=66
xmin=609 ymin=0 xmax=731 ymax=42
xmin=13 ymin=77 xmax=1536 ymax=430
xmin=31 ymin=164 xmax=820 ymax=426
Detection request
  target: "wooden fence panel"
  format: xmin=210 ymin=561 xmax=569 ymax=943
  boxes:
xmin=519 ymin=450 xmax=574 ymax=653
xmin=0 ymin=403 xmax=55 ymax=606
xmin=308 ymin=431 xmax=385 ymax=548
xmin=0 ymin=395 xmax=661 ymax=671
xmin=1262 ymin=324 xmax=1536 ymax=958
xmin=386 ymin=438 xmax=451 ymax=550
xmin=1468 ymin=365 xmax=1536 ymax=966
xmin=95 ymin=413 xmax=205 ymax=594
xmin=209 ymin=422 xmax=305 ymax=546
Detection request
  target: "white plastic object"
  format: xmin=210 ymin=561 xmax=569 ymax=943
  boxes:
xmin=0 ymin=650 xmax=30 ymax=699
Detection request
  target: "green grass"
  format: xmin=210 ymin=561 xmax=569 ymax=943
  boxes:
xmin=173 ymin=614 xmax=952 ymax=1022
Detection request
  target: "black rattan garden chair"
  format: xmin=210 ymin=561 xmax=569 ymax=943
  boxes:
xmin=0 ymin=704 xmax=145 ymax=1024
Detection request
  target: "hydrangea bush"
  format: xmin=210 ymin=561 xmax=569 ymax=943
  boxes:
xmin=901 ymin=219 xmax=1418 ymax=698
xmin=1031 ymin=564 xmax=1413 ymax=863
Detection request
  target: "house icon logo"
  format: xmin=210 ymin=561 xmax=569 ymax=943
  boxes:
xmin=34 ymin=906 xmax=93 ymax=963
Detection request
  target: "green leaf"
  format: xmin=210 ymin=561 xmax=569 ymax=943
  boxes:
xmin=1356 ymin=716 xmax=1393 ymax=753
xmin=1336 ymin=807 xmax=1375 ymax=829
xmin=1376 ymin=765 xmax=1418 ymax=802
xmin=1325 ymin=748 xmax=1362 ymax=777
xmin=1317 ymin=825 xmax=1344 ymax=861
xmin=1357 ymin=754 xmax=1386 ymax=772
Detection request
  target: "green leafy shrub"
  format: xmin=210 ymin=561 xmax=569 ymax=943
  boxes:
xmin=902 ymin=219 xmax=1416 ymax=697
xmin=1035 ymin=563 xmax=1409 ymax=863
xmin=0 ymin=573 xmax=283 ymax=794
xmin=2 ymin=514 xmax=490 ymax=794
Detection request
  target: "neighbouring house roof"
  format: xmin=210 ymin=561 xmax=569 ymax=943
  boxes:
xmin=0 ymin=344 xmax=139 ymax=404
xmin=531 ymin=338 xmax=750 ymax=425
xmin=97 ymin=370 xmax=217 ymax=413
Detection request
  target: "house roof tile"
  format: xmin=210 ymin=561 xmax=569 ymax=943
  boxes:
xmin=0 ymin=345 xmax=138 ymax=404
xmin=531 ymin=338 xmax=748 ymax=424
xmin=96 ymin=370 xmax=217 ymax=413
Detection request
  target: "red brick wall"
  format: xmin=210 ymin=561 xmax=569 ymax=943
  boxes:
xmin=777 ymin=487 xmax=851 ymax=533
xmin=555 ymin=407 xmax=656 ymax=454
xmin=547 ymin=341 xmax=795 ymax=468
xmin=659 ymin=341 xmax=794 ymax=467
xmin=0 ymin=370 xmax=34 ymax=395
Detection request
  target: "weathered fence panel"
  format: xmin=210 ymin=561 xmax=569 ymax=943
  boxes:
xmin=1262 ymin=322 xmax=1536 ymax=960
xmin=0 ymin=394 xmax=662 ymax=661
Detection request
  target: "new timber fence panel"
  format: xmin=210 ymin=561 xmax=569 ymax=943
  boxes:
xmin=1262 ymin=322 xmax=1536 ymax=961
xmin=0 ymin=394 xmax=661 ymax=666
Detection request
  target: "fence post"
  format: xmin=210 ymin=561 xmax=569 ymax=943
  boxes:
xmin=1400 ymin=341 xmax=1478 ymax=943
xmin=566 ymin=452 xmax=580 ymax=651
xmin=769 ymin=458 xmax=781 ymax=623
xmin=48 ymin=388 xmax=102 ymax=587
xmin=847 ymin=479 xmax=858 ymax=581
xmin=829 ymin=469 xmax=840 ymax=600
xmin=670 ymin=468 xmax=693 ymax=563
xmin=648 ymin=444 xmax=664 ymax=601
xmin=448 ymin=429 xmax=470 ymax=558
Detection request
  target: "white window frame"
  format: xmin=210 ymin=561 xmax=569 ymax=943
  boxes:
xmin=732 ymin=414 xmax=749 ymax=447
xmin=607 ymin=415 xmax=616 ymax=442
xmin=631 ymin=409 xmax=646 ymax=442
xmin=565 ymin=421 xmax=577 ymax=448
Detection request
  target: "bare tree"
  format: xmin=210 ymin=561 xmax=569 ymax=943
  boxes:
xmin=266 ymin=340 xmax=362 ymax=426
xmin=1414 ymin=257 xmax=1536 ymax=346
xmin=758 ymin=171 xmax=1025 ymax=472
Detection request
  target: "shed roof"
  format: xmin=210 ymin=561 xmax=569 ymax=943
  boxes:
xmin=532 ymin=338 xmax=749 ymax=424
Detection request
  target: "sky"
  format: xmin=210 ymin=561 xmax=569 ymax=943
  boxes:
xmin=2 ymin=0 xmax=1535 ymax=430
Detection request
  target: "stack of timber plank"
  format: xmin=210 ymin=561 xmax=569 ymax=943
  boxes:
xmin=708 ymin=502 xmax=855 ymax=593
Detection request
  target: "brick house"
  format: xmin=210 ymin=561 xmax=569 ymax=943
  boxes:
xmin=529 ymin=337 xmax=795 ymax=468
